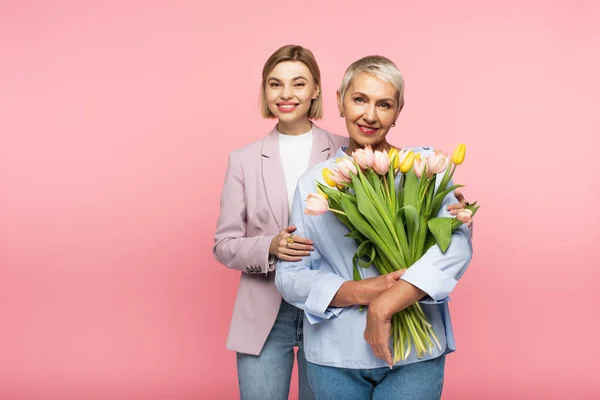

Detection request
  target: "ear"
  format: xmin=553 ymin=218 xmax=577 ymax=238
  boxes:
xmin=395 ymin=102 xmax=404 ymax=119
xmin=336 ymin=90 xmax=343 ymax=115
xmin=311 ymin=84 xmax=320 ymax=100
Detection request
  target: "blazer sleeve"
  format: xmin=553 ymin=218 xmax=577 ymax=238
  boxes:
xmin=213 ymin=151 xmax=275 ymax=274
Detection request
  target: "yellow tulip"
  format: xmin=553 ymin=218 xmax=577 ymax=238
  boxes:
xmin=388 ymin=147 xmax=400 ymax=170
xmin=399 ymin=151 xmax=416 ymax=173
xmin=452 ymin=144 xmax=466 ymax=165
xmin=322 ymin=168 xmax=337 ymax=187
xmin=317 ymin=187 xmax=329 ymax=200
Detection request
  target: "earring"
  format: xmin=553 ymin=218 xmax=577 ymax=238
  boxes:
xmin=392 ymin=122 xmax=396 ymax=127
xmin=340 ymin=112 xmax=344 ymax=117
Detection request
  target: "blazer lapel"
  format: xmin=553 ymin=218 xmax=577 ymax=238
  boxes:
xmin=309 ymin=123 xmax=335 ymax=168
xmin=261 ymin=128 xmax=288 ymax=230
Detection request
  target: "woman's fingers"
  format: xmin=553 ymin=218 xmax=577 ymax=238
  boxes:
xmin=277 ymin=254 xmax=303 ymax=262
xmin=287 ymin=242 xmax=314 ymax=251
xmin=281 ymin=248 xmax=310 ymax=257
xmin=289 ymin=235 xmax=313 ymax=245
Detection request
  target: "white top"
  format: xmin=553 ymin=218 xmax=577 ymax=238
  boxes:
xmin=278 ymin=129 xmax=313 ymax=215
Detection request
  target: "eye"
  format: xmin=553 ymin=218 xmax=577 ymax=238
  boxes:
xmin=269 ymin=82 xmax=280 ymax=88
xmin=294 ymin=83 xmax=306 ymax=87
xmin=353 ymin=97 xmax=365 ymax=103
xmin=379 ymin=103 xmax=391 ymax=109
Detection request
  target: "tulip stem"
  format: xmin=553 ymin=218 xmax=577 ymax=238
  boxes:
xmin=328 ymin=208 xmax=346 ymax=216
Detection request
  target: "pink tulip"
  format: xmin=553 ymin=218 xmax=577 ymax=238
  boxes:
xmin=413 ymin=154 xmax=428 ymax=179
xmin=330 ymin=167 xmax=350 ymax=184
xmin=337 ymin=157 xmax=358 ymax=180
xmin=373 ymin=150 xmax=390 ymax=175
xmin=456 ymin=209 xmax=473 ymax=224
xmin=352 ymin=145 xmax=374 ymax=169
xmin=427 ymin=149 xmax=450 ymax=175
xmin=304 ymin=192 xmax=329 ymax=215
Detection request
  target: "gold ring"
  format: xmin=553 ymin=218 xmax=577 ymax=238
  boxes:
xmin=286 ymin=237 xmax=294 ymax=244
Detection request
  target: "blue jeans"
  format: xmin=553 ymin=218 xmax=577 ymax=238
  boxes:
xmin=307 ymin=354 xmax=446 ymax=400
xmin=237 ymin=300 xmax=314 ymax=400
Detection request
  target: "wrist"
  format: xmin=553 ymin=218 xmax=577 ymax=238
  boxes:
xmin=369 ymin=297 xmax=393 ymax=320
xmin=331 ymin=281 xmax=362 ymax=307
xmin=269 ymin=236 xmax=277 ymax=256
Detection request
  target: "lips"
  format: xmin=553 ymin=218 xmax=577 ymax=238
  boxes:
xmin=277 ymin=102 xmax=299 ymax=113
xmin=357 ymin=124 xmax=378 ymax=135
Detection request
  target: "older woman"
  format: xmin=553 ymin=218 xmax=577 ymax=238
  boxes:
xmin=275 ymin=56 xmax=473 ymax=399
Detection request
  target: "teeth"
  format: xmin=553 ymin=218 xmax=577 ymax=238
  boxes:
xmin=280 ymin=104 xmax=296 ymax=109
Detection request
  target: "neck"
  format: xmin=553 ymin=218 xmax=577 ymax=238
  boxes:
xmin=345 ymin=139 xmax=392 ymax=156
xmin=277 ymin=118 xmax=312 ymax=136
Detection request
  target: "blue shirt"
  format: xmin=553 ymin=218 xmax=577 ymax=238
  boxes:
xmin=275 ymin=146 xmax=473 ymax=369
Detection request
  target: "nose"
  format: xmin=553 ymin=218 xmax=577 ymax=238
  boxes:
xmin=281 ymin=84 xmax=293 ymax=100
xmin=363 ymin=104 xmax=377 ymax=125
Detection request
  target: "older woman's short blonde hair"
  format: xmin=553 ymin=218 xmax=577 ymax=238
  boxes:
xmin=338 ymin=55 xmax=405 ymax=110
xmin=260 ymin=45 xmax=323 ymax=119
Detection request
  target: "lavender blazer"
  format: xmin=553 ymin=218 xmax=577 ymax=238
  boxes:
xmin=213 ymin=124 xmax=348 ymax=355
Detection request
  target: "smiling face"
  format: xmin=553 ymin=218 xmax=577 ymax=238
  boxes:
xmin=338 ymin=72 xmax=401 ymax=153
xmin=264 ymin=61 xmax=320 ymax=127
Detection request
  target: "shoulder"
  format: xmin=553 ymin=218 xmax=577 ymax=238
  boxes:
xmin=330 ymin=133 xmax=349 ymax=149
xmin=312 ymin=123 xmax=349 ymax=149
xmin=228 ymin=136 xmax=266 ymax=159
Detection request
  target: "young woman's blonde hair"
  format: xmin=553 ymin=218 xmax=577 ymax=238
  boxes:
xmin=338 ymin=55 xmax=405 ymax=111
xmin=260 ymin=45 xmax=323 ymax=119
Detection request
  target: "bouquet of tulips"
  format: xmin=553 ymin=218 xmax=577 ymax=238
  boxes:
xmin=304 ymin=144 xmax=479 ymax=362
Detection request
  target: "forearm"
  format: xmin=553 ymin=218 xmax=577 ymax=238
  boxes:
xmin=213 ymin=234 xmax=274 ymax=273
xmin=330 ymin=281 xmax=362 ymax=307
xmin=370 ymin=280 xmax=426 ymax=319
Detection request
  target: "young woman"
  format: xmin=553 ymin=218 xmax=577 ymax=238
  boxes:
xmin=275 ymin=55 xmax=474 ymax=400
xmin=213 ymin=45 xmax=347 ymax=400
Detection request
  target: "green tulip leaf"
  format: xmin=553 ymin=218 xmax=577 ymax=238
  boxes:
xmin=427 ymin=217 xmax=453 ymax=253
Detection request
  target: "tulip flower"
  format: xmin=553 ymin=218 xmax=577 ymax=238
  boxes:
xmin=427 ymin=150 xmax=450 ymax=175
xmin=413 ymin=153 xmax=427 ymax=179
xmin=330 ymin=167 xmax=350 ymax=184
xmin=452 ymin=144 xmax=466 ymax=165
xmin=337 ymin=157 xmax=358 ymax=180
xmin=456 ymin=208 xmax=473 ymax=224
xmin=304 ymin=192 xmax=329 ymax=215
xmin=373 ymin=150 xmax=390 ymax=175
xmin=322 ymin=168 xmax=337 ymax=187
xmin=388 ymin=147 xmax=400 ymax=170
xmin=352 ymin=145 xmax=374 ymax=169
xmin=399 ymin=151 xmax=416 ymax=173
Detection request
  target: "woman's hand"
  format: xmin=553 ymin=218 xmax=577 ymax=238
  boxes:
xmin=364 ymin=298 xmax=394 ymax=368
xmin=354 ymin=270 xmax=405 ymax=305
xmin=447 ymin=189 xmax=473 ymax=225
xmin=330 ymin=270 xmax=405 ymax=307
xmin=269 ymin=225 xmax=314 ymax=262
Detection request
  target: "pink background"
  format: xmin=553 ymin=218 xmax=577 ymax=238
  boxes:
xmin=1 ymin=0 xmax=599 ymax=398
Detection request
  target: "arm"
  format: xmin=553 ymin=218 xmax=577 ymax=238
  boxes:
xmin=275 ymin=186 xmax=347 ymax=324
xmin=330 ymin=270 xmax=405 ymax=307
xmin=213 ymin=152 xmax=274 ymax=274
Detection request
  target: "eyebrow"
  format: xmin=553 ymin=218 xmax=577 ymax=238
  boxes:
xmin=352 ymin=91 xmax=396 ymax=103
xmin=268 ymin=76 xmax=309 ymax=82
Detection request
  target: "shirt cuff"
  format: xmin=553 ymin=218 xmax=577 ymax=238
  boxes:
xmin=418 ymin=295 xmax=451 ymax=305
xmin=304 ymin=274 xmax=346 ymax=324
xmin=401 ymin=263 xmax=457 ymax=302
